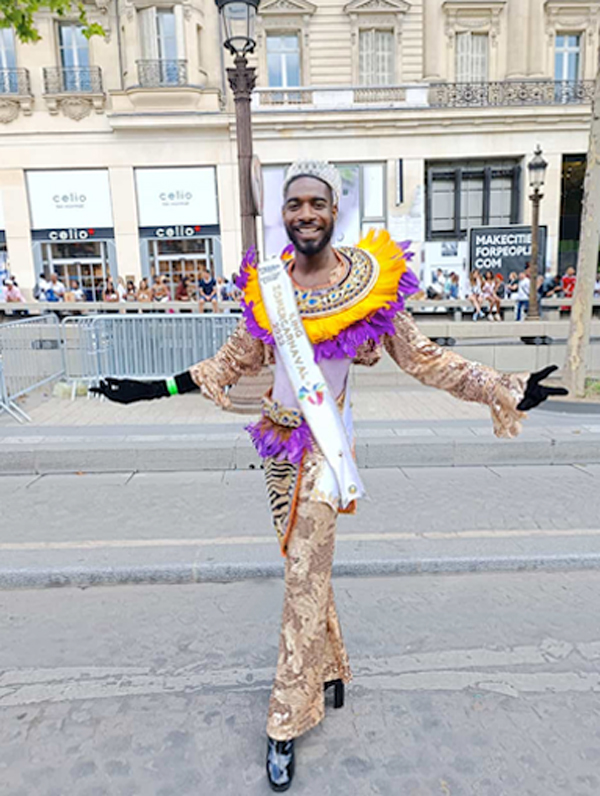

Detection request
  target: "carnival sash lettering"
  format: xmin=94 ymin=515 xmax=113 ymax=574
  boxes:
xmin=258 ymin=257 xmax=365 ymax=508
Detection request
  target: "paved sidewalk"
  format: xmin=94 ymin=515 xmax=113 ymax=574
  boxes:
xmin=2 ymin=373 xmax=600 ymax=473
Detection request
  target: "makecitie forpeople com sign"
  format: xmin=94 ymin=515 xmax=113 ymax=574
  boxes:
xmin=469 ymin=225 xmax=547 ymax=281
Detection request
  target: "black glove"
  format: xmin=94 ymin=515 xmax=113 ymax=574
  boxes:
xmin=517 ymin=365 xmax=568 ymax=411
xmin=90 ymin=371 xmax=198 ymax=405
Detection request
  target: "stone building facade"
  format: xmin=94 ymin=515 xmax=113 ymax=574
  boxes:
xmin=0 ymin=0 xmax=597 ymax=297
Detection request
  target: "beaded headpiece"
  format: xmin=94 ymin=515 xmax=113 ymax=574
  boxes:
xmin=283 ymin=160 xmax=342 ymax=207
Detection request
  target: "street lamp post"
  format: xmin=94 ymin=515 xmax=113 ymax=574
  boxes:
xmin=215 ymin=0 xmax=261 ymax=255
xmin=527 ymin=145 xmax=548 ymax=321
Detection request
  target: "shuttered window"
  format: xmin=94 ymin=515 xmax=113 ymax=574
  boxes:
xmin=455 ymin=32 xmax=489 ymax=82
xmin=359 ymin=29 xmax=394 ymax=86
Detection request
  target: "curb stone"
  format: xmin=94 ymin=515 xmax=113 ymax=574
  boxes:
xmin=4 ymin=554 xmax=600 ymax=590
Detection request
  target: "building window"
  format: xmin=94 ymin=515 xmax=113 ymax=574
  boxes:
xmin=58 ymin=23 xmax=91 ymax=91
xmin=555 ymin=33 xmax=581 ymax=81
xmin=426 ymin=160 xmax=521 ymax=241
xmin=455 ymin=31 xmax=488 ymax=82
xmin=266 ymin=34 xmax=301 ymax=88
xmin=359 ymin=29 xmax=395 ymax=86
xmin=0 ymin=28 xmax=17 ymax=94
xmin=138 ymin=6 xmax=185 ymax=85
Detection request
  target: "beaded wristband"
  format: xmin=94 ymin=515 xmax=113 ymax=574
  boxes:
xmin=166 ymin=377 xmax=179 ymax=397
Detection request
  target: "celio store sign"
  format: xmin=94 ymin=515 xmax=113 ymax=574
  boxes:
xmin=135 ymin=167 xmax=220 ymax=236
xmin=26 ymin=170 xmax=115 ymax=240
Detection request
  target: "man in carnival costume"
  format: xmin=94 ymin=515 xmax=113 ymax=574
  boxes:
xmin=93 ymin=160 xmax=567 ymax=792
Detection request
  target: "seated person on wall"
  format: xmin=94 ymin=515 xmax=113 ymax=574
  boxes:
xmin=92 ymin=160 xmax=568 ymax=794
xmin=64 ymin=280 xmax=86 ymax=302
xmin=198 ymin=267 xmax=219 ymax=313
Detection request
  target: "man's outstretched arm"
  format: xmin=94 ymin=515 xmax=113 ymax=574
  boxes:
xmin=383 ymin=312 xmax=566 ymax=438
xmin=91 ymin=319 xmax=265 ymax=409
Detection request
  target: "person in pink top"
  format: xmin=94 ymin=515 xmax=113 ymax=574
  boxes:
xmin=4 ymin=278 xmax=25 ymax=302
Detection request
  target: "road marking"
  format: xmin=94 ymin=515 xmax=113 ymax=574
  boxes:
xmin=0 ymin=637 xmax=597 ymax=707
xmin=1 ymin=527 xmax=600 ymax=552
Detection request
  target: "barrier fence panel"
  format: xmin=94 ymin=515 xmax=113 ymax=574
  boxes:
xmin=64 ymin=314 xmax=241 ymax=382
xmin=0 ymin=314 xmax=64 ymax=422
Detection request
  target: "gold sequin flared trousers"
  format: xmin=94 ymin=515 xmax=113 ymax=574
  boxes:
xmin=266 ymin=498 xmax=352 ymax=741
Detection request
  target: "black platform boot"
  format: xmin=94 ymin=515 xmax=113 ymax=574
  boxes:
xmin=324 ymin=679 xmax=345 ymax=709
xmin=266 ymin=736 xmax=295 ymax=792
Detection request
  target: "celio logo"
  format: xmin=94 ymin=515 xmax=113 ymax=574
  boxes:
xmin=155 ymin=225 xmax=200 ymax=238
xmin=48 ymin=228 xmax=96 ymax=241
xmin=53 ymin=193 xmax=87 ymax=206
xmin=159 ymin=190 xmax=193 ymax=205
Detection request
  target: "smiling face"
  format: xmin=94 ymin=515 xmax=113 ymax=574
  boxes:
xmin=282 ymin=176 xmax=338 ymax=257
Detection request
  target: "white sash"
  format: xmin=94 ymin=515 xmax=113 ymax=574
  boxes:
xmin=258 ymin=257 xmax=365 ymax=508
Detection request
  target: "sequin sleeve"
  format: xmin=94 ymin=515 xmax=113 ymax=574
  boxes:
xmin=188 ymin=319 xmax=265 ymax=410
xmin=384 ymin=312 xmax=529 ymax=438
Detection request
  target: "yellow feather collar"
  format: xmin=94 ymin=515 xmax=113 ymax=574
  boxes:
xmin=242 ymin=229 xmax=408 ymax=345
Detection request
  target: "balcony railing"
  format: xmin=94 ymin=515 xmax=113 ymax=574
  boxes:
xmin=429 ymin=79 xmax=595 ymax=108
xmin=137 ymin=60 xmax=188 ymax=88
xmin=254 ymin=80 xmax=595 ymax=111
xmin=0 ymin=68 xmax=31 ymax=95
xmin=43 ymin=67 xmax=104 ymax=94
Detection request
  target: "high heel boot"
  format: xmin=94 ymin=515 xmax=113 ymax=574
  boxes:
xmin=324 ymin=679 xmax=345 ymax=709
xmin=266 ymin=736 xmax=295 ymax=792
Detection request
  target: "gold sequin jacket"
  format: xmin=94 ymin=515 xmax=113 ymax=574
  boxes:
xmin=189 ymin=231 xmax=528 ymax=443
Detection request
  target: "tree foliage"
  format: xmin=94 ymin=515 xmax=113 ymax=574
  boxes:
xmin=0 ymin=0 xmax=105 ymax=43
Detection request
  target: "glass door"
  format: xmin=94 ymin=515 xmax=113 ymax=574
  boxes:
xmin=148 ymin=237 xmax=217 ymax=298
xmin=42 ymin=240 xmax=109 ymax=301
xmin=157 ymin=9 xmax=178 ymax=84
xmin=58 ymin=23 xmax=90 ymax=91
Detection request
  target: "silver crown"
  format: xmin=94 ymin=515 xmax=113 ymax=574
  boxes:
xmin=283 ymin=160 xmax=342 ymax=206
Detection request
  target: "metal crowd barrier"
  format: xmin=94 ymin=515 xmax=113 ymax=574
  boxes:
xmin=0 ymin=314 xmax=64 ymax=422
xmin=67 ymin=314 xmax=241 ymax=383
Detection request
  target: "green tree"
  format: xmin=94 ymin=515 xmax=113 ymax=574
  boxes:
xmin=0 ymin=0 xmax=104 ymax=43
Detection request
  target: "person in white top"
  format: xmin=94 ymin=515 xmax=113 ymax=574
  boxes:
xmin=48 ymin=273 xmax=66 ymax=301
xmin=34 ymin=273 xmax=50 ymax=301
xmin=516 ymin=272 xmax=530 ymax=321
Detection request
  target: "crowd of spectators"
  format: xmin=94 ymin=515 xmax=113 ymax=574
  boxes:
xmin=427 ymin=264 xmax=600 ymax=322
xmin=20 ymin=267 xmax=243 ymax=311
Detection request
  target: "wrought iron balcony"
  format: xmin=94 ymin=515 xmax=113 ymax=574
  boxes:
xmin=254 ymin=79 xmax=594 ymax=111
xmin=43 ymin=66 xmax=104 ymax=94
xmin=0 ymin=68 xmax=31 ymax=95
xmin=137 ymin=60 xmax=188 ymax=88
xmin=429 ymin=80 xmax=595 ymax=108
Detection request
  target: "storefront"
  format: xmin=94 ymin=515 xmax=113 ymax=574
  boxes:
xmin=27 ymin=170 xmax=116 ymax=300
xmin=135 ymin=167 xmax=221 ymax=296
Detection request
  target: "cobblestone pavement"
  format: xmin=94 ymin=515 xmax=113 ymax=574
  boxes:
xmin=2 ymin=571 xmax=600 ymax=795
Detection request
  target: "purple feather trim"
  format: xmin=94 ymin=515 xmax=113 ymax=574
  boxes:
xmin=246 ymin=418 xmax=313 ymax=464
xmin=313 ymin=266 xmax=421 ymax=361
xmin=237 ymin=245 xmax=421 ymax=360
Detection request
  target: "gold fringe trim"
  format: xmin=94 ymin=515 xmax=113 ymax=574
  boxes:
xmin=243 ymin=229 xmax=408 ymax=344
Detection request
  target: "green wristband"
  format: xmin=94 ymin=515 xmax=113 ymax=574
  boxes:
xmin=166 ymin=377 xmax=179 ymax=397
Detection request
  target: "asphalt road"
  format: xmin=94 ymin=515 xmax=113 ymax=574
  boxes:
xmin=2 ymin=570 xmax=600 ymax=795
xmin=1 ymin=464 xmax=600 ymax=575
